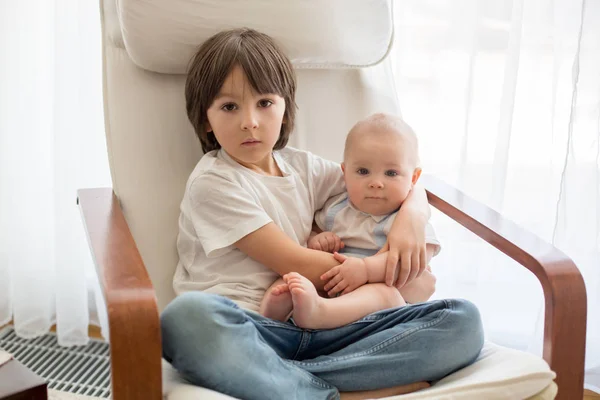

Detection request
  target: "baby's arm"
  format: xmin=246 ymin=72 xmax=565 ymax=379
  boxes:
xmin=321 ymin=245 xmax=437 ymax=297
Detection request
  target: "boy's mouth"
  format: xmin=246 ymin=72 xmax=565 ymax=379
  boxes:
xmin=242 ymin=139 xmax=261 ymax=146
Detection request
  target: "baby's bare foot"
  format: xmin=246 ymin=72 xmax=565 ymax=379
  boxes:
xmin=260 ymin=284 xmax=293 ymax=322
xmin=283 ymin=272 xmax=324 ymax=329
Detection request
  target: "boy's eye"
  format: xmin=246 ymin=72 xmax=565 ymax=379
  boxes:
xmin=357 ymin=168 xmax=369 ymax=175
xmin=221 ymin=103 xmax=237 ymax=111
xmin=385 ymin=170 xmax=398 ymax=177
xmin=258 ymin=99 xmax=273 ymax=108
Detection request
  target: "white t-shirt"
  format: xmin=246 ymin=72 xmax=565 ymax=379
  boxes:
xmin=315 ymin=193 xmax=441 ymax=258
xmin=173 ymin=147 xmax=345 ymax=312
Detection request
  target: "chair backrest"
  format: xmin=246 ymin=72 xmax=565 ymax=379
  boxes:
xmin=101 ymin=0 xmax=401 ymax=311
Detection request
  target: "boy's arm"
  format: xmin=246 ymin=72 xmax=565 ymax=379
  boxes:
xmin=365 ymin=244 xmax=437 ymax=284
xmin=235 ymin=222 xmax=339 ymax=291
xmin=381 ymin=184 xmax=431 ymax=288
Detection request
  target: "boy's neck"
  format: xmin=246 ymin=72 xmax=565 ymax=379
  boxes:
xmin=227 ymin=150 xmax=283 ymax=177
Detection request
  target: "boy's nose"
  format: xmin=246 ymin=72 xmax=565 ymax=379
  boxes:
xmin=241 ymin=110 xmax=259 ymax=130
xmin=369 ymin=181 xmax=384 ymax=189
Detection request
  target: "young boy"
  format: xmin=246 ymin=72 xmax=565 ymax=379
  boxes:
xmin=260 ymin=113 xmax=441 ymax=329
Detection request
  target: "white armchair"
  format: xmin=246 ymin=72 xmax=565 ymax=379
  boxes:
xmin=78 ymin=0 xmax=586 ymax=399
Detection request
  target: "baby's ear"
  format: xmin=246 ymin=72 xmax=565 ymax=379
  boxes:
xmin=341 ymin=163 xmax=346 ymax=173
xmin=412 ymin=168 xmax=422 ymax=185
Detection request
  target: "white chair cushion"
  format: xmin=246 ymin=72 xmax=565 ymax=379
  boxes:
xmin=162 ymin=342 xmax=555 ymax=400
xmin=390 ymin=342 xmax=555 ymax=399
xmin=117 ymin=0 xmax=393 ymax=74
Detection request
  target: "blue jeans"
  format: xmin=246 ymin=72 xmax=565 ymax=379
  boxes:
xmin=161 ymin=292 xmax=484 ymax=400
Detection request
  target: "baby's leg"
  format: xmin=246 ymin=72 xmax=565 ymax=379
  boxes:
xmin=285 ymin=272 xmax=406 ymax=330
xmin=260 ymin=278 xmax=293 ymax=322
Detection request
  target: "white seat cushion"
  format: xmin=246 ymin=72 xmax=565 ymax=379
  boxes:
xmin=162 ymin=342 xmax=556 ymax=400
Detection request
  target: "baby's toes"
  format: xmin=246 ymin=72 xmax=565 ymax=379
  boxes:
xmin=272 ymin=284 xmax=289 ymax=295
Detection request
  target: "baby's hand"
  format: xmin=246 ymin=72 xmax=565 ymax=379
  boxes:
xmin=307 ymin=232 xmax=344 ymax=253
xmin=320 ymin=252 xmax=368 ymax=297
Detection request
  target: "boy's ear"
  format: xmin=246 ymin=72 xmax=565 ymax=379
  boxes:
xmin=205 ymin=122 xmax=212 ymax=132
xmin=412 ymin=168 xmax=422 ymax=185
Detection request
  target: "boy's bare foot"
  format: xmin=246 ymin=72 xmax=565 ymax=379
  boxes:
xmin=260 ymin=283 xmax=293 ymax=322
xmin=339 ymin=381 xmax=430 ymax=399
xmin=283 ymin=272 xmax=325 ymax=329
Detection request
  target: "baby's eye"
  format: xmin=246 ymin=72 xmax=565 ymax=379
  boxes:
xmin=221 ymin=103 xmax=237 ymax=111
xmin=357 ymin=168 xmax=369 ymax=175
xmin=385 ymin=170 xmax=398 ymax=177
xmin=258 ymin=99 xmax=273 ymax=108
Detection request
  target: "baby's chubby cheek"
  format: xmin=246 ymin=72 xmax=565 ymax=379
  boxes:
xmin=347 ymin=187 xmax=365 ymax=204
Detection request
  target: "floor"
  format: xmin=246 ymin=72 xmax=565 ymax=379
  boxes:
xmin=1 ymin=322 xmax=108 ymax=399
xmin=586 ymin=389 xmax=600 ymax=399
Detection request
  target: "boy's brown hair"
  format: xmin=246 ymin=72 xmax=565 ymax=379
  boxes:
xmin=185 ymin=28 xmax=297 ymax=153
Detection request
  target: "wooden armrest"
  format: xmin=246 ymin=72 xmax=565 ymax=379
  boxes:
xmin=422 ymin=174 xmax=586 ymax=400
xmin=77 ymin=188 xmax=162 ymax=400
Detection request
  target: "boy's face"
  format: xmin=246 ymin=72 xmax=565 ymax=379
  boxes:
xmin=342 ymin=131 xmax=421 ymax=216
xmin=206 ymin=65 xmax=286 ymax=169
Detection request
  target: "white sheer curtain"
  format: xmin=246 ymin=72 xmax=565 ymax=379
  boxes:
xmin=391 ymin=0 xmax=599 ymax=391
xmin=0 ymin=1 xmax=110 ymax=346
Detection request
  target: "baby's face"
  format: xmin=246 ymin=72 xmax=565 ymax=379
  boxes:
xmin=343 ymin=133 xmax=418 ymax=216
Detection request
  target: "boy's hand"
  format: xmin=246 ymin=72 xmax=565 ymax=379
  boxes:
xmin=320 ymin=252 xmax=368 ymax=297
xmin=308 ymin=232 xmax=345 ymax=253
xmin=379 ymin=210 xmax=427 ymax=289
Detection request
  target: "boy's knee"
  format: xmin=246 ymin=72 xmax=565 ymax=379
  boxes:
xmin=450 ymin=299 xmax=483 ymax=331
xmin=161 ymin=291 xmax=249 ymax=367
xmin=163 ymin=291 xmax=212 ymax=323
xmin=161 ymin=291 xmax=238 ymax=345
xmin=447 ymin=299 xmax=484 ymax=357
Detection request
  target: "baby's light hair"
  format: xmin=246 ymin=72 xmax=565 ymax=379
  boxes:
xmin=344 ymin=113 xmax=420 ymax=167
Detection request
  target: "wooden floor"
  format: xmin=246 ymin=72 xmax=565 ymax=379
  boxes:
xmin=1 ymin=322 xmax=599 ymax=399
xmin=87 ymin=325 xmax=103 ymax=340
xmin=586 ymin=389 xmax=600 ymax=399
xmin=1 ymin=322 xmax=104 ymax=340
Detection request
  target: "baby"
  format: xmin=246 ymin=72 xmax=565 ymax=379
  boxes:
xmin=260 ymin=113 xmax=440 ymax=329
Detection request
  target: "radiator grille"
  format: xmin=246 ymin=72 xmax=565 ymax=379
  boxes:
xmin=0 ymin=326 xmax=111 ymax=398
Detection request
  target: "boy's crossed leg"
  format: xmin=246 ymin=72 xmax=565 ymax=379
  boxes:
xmin=260 ymin=273 xmax=428 ymax=397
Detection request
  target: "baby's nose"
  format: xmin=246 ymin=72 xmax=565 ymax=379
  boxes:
xmin=369 ymin=181 xmax=384 ymax=189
